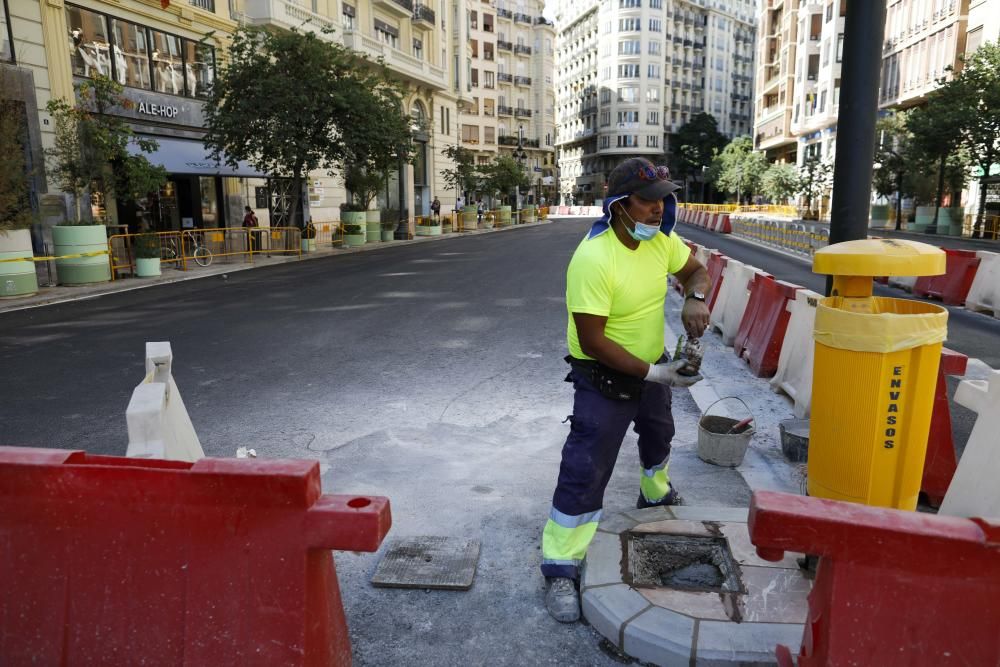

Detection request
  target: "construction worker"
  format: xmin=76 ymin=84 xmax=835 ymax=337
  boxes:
xmin=541 ymin=157 xmax=710 ymax=623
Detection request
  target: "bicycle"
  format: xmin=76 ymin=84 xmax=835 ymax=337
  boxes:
xmin=186 ymin=231 xmax=213 ymax=267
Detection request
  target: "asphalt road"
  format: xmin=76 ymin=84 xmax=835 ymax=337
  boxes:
xmin=676 ymin=221 xmax=1000 ymax=459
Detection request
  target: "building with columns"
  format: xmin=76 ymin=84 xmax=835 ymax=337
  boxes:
xmin=553 ymin=0 xmax=756 ymax=206
xmin=2 ymin=0 xmax=556 ymax=235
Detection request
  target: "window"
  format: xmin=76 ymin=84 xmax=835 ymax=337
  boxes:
xmin=648 ymin=41 xmax=660 ymax=55
xmin=649 ymin=0 xmax=661 ymax=7
xmin=822 ymin=39 xmax=830 ymax=66
xmin=413 ymin=38 xmax=423 ymax=59
xmin=646 ymin=87 xmax=660 ymax=102
xmin=647 ymin=110 xmax=659 ymax=125
xmin=602 ymin=66 xmax=611 ymax=80
xmin=471 ymin=39 xmax=478 ymax=58
xmin=485 ymin=126 xmax=495 ymax=144
xmin=617 ymin=135 xmax=638 ymax=147
xmin=618 ymin=64 xmax=640 ymax=78
xmin=484 ymin=43 xmax=494 ymax=60
xmin=600 ymin=135 xmax=610 ymax=148
xmin=342 ymin=3 xmax=355 ymax=30
xmin=484 ymin=98 xmax=494 ymax=115
xmin=483 ymin=13 xmax=494 ymax=32
xmin=618 ymin=86 xmax=639 ymax=102
xmin=649 ymin=19 xmax=661 ymax=32
xmin=484 ymin=71 xmax=494 ymax=88
xmin=619 ymin=18 xmax=641 ymax=32
xmin=617 ymin=110 xmax=639 ymax=124
xmin=470 ymin=10 xmax=477 ymax=29
xmin=374 ymin=20 xmax=399 ymax=48
xmin=819 ymin=89 xmax=827 ymax=113
xmin=600 ymin=88 xmax=611 ymax=103
xmin=461 ymin=124 xmax=479 ymax=143
xmin=151 ymin=30 xmax=183 ymax=95
xmin=825 ymin=1 xmax=833 ymax=22
xmin=647 ymin=64 xmax=660 ymax=79
xmin=620 ymin=0 xmax=640 ymax=7
xmin=618 ymin=40 xmax=641 ymax=55
xmin=836 ymin=34 xmax=844 ymax=62
xmin=183 ymin=39 xmax=214 ymax=98
xmin=600 ymin=111 xmax=610 ymax=126
xmin=68 ymin=6 xmax=112 ymax=78
xmin=646 ymin=135 xmax=659 ymax=148
xmin=471 ymin=68 xmax=478 ymax=87
xmin=441 ymin=105 xmax=446 ymax=133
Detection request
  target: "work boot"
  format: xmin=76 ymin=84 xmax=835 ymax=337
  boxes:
xmin=545 ymin=577 xmax=580 ymax=623
xmin=637 ymin=483 xmax=682 ymax=509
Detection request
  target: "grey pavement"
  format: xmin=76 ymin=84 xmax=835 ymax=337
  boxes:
xmin=867 ymin=225 xmax=1000 ymax=252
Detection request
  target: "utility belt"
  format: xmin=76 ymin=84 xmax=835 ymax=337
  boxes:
xmin=565 ymin=355 xmax=646 ymax=401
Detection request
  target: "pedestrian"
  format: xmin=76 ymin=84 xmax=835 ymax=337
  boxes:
xmin=477 ymin=200 xmax=485 ymax=225
xmin=541 ymin=157 xmax=711 ymax=623
xmin=456 ymin=195 xmax=464 ymax=211
xmin=431 ymin=196 xmax=441 ymax=221
xmin=243 ymin=205 xmax=259 ymax=251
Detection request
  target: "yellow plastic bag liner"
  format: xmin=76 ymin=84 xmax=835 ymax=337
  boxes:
xmin=814 ymin=296 xmax=948 ymax=353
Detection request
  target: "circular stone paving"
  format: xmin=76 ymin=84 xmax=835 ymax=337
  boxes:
xmin=580 ymin=505 xmax=810 ymax=666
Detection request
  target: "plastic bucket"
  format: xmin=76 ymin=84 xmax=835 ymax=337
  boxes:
xmin=697 ymin=398 xmax=754 ymax=467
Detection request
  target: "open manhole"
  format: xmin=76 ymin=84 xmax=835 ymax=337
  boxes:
xmin=622 ymin=533 xmax=745 ymax=594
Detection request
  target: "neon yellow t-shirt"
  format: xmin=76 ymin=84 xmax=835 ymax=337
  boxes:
xmin=566 ymin=228 xmax=691 ymax=363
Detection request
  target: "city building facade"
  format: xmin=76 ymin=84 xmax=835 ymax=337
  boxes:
xmin=456 ymin=0 xmax=556 ymax=206
xmin=553 ymin=0 xmax=756 ymax=206
xmin=3 ymin=0 xmax=560 ymax=236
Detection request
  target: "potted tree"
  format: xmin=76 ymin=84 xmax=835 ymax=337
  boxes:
xmin=46 ymin=76 xmax=167 ymax=285
xmin=0 ymin=77 xmax=38 ymax=298
xmin=480 ymin=155 xmax=529 ymax=226
xmin=440 ymin=144 xmax=481 ymax=231
xmin=339 ymin=201 xmax=367 ymax=247
xmin=380 ymin=213 xmax=396 ymax=242
xmin=301 ymin=219 xmax=317 ymax=252
xmin=133 ymin=232 xmax=161 ymax=277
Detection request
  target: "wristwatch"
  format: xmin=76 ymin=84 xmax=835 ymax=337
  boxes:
xmin=685 ymin=291 xmax=706 ymax=302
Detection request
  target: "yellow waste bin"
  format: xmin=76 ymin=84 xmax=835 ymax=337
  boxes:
xmin=808 ymin=239 xmax=947 ymax=510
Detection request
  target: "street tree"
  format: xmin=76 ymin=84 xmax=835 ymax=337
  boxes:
xmin=0 ymin=76 xmax=34 ymax=231
xmin=205 ymin=26 xmax=406 ymax=227
xmin=797 ymin=156 xmax=832 ymax=219
xmin=873 ymin=110 xmax=917 ymax=230
xmin=46 ymin=75 xmax=166 ymax=223
xmin=479 ymin=154 xmax=530 ymax=206
xmin=760 ymin=162 xmax=799 ymax=205
xmin=712 ymin=136 xmax=767 ymax=204
xmin=672 ymin=112 xmax=726 ymax=202
xmin=941 ymin=40 xmax=1000 ymax=237
xmin=907 ymin=92 xmax=969 ymax=231
xmin=439 ymin=144 xmax=480 ymax=204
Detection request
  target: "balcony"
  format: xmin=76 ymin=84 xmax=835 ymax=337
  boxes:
xmin=498 ymin=105 xmax=513 ymax=116
xmin=514 ymin=44 xmax=532 ymax=56
xmin=498 ymin=72 xmax=513 ymax=83
xmin=534 ymin=16 xmax=554 ymax=26
xmin=244 ymin=0 xmax=335 ymax=31
xmin=513 ymin=12 xmax=531 ymax=23
xmin=581 ymin=105 xmax=597 ymax=115
xmin=374 ymin=0 xmax=412 ymax=18
xmin=514 ymin=75 xmax=531 ymax=86
xmin=341 ymin=29 xmax=447 ymax=90
xmin=190 ymin=0 xmax=215 ymax=11
xmin=498 ymin=40 xmax=513 ymax=51
xmin=514 ymin=108 xmax=532 ymax=118
xmin=497 ymin=7 xmax=512 ymax=19
xmin=413 ymin=3 xmax=435 ymax=25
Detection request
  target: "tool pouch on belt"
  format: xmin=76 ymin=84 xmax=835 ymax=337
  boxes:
xmin=565 ymin=356 xmax=644 ymax=401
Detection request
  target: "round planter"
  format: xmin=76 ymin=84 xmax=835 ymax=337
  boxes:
xmin=498 ymin=205 xmax=512 ymax=226
xmin=0 ymin=228 xmax=38 ymax=298
xmin=135 ymin=257 xmax=161 ymax=277
xmin=365 ymin=210 xmax=381 ymax=243
xmin=301 ymin=238 xmax=317 ymax=252
xmin=415 ymin=225 xmax=442 ymax=236
xmin=912 ymin=206 xmax=936 ymax=233
xmin=870 ymin=204 xmax=891 ymax=228
xmin=936 ymin=207 xmax=964 ymax=236
xmin=381 ymin=229 xmax=394 ymax=242
xmin=52 ymin=224 xmax=111 ymax=285
xmin=344 ymin=233 xmax=366 ymax=248
xmin=462 ymin=205 xmax=478 ymax=231
xmin=521 ymin=205 xmax=537 ymax=223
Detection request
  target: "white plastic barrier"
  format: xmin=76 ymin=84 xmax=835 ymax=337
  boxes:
xmin=709 ymin=259 xmax=760 ymax=346
xmin=939 ymin=367 xmax=1000 ymax=518
xmin=695 ymin=244 xmax=712 ymax=268
xmin=769 ymin=289 xmax=823 ymax=418
xmin=888 ymin=275 xmax=917 ymax=292
xmin=126 ymin=341 xmax=205 ymax=462
xmin=966 ymin=251 xmax=1000 ymax=318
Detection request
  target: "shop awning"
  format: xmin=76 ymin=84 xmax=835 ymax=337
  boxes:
xmin=130 ymin=136 xmax=268 ymax=178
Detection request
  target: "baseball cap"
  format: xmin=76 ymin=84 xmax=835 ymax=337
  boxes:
xmin=607 ymin=158 xmax=681 ymax=200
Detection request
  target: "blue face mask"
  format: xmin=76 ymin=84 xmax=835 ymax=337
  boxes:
xmin=619 ymin=203 xmax=660 ymax=241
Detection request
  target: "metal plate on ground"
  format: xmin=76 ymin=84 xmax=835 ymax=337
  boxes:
xmin=371 ymin=536 xmax=481 ymax=590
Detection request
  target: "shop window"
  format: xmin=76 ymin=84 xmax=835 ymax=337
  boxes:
xmin=151 ymin=30 xmax=184 ymax=95
xmin=67 ymin=5 xmax=111 ymax=78
xmin=111 ymin=18 xmax=152 ymax=90
xmin=183 ymin=39 xmax=215 ymax=98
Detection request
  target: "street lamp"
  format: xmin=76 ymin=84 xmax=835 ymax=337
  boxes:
xmin=513 ymin=125 xmax=528 ymax=211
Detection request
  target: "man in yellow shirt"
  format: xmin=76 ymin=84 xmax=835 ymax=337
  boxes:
xmin=542 ymin=158 xmax=711 ymax=622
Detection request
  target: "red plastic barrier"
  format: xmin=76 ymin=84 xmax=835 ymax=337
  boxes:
xmin=913 ymin=248 xmax=981 ymax=305
xmin=0 ymin=447 xmax=391 ymax=666
xmin=749 ymin=490 xmax=1000 ymax=667
xmin=718 ymin=214 xmax=732 ymax=234
xmin=708 ymin=213 xmax=720 ymax=232
xmin=920 ymin=348 xmax=968 ymax=507
xmin=734 ymin=276 xmax=801 ymax=377
xmin=706 ymin=251 xmax=728 ymax=311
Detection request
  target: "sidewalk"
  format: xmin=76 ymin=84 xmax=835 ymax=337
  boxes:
xmin=869 ymin=226 xmax=999 ymax=252
xmin=0 ymin=220 xmax=553 ymax=314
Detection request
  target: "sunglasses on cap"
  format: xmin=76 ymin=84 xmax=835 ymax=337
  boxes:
xmin=636 ymin=165 xmax=671 ymax=182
